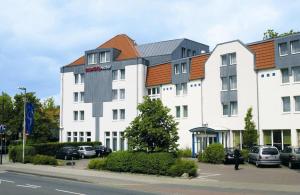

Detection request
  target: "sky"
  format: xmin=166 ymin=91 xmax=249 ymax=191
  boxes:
xmin=0 ymin=0 xmax=299 ymax=105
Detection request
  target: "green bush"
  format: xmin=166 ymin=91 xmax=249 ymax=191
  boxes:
xmin=29 ymin=141 xmax=101 ymax=156
xmin=104 ymin=151 xmax=176 ymax=175
xmin=202 ymin=143 xmax=225 ymax=164
xmin=9 ymin=145 xmax=36 ymax=163
xmin=177 ymin=148 xmax=192 ymax=158
xmin=241 ymin=149 xmax=249 ymax=161
xmin=88 ymin=158 xmax=107 ymax=170
xmin=32 ymin=155 xmax=58 ymax=165
xmin=197 ymin=152 xmax=207 ymax=162
xmin=168 ymin=159 xmax=198 ymax=177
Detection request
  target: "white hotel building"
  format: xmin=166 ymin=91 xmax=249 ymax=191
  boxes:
xmin=60 ymin=34 xmax=300 ymax=156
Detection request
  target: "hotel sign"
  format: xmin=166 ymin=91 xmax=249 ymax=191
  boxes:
xmin=85 ymin=64 xmax=112 ymax=73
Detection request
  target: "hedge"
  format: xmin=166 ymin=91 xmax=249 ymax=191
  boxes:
xmin=9 ymin=145 xmax=36 ymax=163
xmin=28 ymin=141 xmax=101 ymax=156
xmin=88 ymin=151 xmax=198 ymax=177
xmin=32 ymin=155 xmax=58 ymax=165
xmin=201 ymin=143 xmax=225 ymax=164
xmin=176 ymin=148 xmax=192 ymax=158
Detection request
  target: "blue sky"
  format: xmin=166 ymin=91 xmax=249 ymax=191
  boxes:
xmin=0 ymin=0 xmax=299 ymax=104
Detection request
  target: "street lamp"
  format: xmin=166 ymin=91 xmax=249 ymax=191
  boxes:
xmin=18 ymin=87 xmax=26 ymax=164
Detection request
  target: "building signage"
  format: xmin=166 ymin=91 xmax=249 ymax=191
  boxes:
xmin=86 ymin=64 xmax=112 ymax=73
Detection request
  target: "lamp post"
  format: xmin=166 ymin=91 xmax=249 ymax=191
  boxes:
xmin=0 ymin=92 xmax=4 ymax=164
xmin=18 ymin=87 xmax=26 ymax=164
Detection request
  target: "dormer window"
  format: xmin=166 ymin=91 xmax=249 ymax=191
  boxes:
xmin=291 ymin=40 xmax=300 ymax=54
xmin=100 ymin=51 xmax=110 ymax=63
xmin=279 ymin=42 xmax=288 ymax=56
xmin=87 ymin=53 xmax=96 ymax=65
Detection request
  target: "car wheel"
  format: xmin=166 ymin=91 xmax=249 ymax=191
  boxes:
xmin=81 ymin=154 xmax=85 ymax=159
xmin=288 ymin=161 xmax=294 ymax=169
xmin=255 ymin=161 xmax=260 ymax=168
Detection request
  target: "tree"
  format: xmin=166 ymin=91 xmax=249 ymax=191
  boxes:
xmin=242 ymin=107 xmax=258 ymax=149
xmin=124 ymin=96 xmax=179 ymax=152
xmin=263 ymin=29 xmax=298 ymax=40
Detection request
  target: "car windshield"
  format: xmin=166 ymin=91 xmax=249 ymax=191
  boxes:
xmin=294 ymin=148 xmax=300 ymax=154
xmin=85 ymin=147 xmax=93 ymax=151
xmin=262 ymin=148 xmax=278 ymax=155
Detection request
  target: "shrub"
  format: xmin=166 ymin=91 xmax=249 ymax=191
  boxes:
xmin=9 ymin=145 xmax=36 ymax=163
xmin=241 ymin=149 xmax=249 ymax=161
xmin=197 ymin=152 xmax=207 ymax=162
xmin=105 ymin=151 xmax=176 ymax=175
xmin=203 ymin=143 xmax=225 ymax=164
xmin=88 ymin=158 xmax=107 ymax=170
xmin=29 ymin=141 xmax=101 ymax=156
xmin=168 ymin=159 xmax=198 ymax=177
xmin=177 ymin=148 xmax=192 ymax=158
xmin=32 ymin=155 xmax=58 ymax=166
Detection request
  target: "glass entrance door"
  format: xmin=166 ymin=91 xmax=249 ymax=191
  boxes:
xmin=273 ymin=130 xmax=282 ymax=151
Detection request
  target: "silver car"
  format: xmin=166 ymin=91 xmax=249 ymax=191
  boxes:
xmin=78 ymin=146 xmax=96 ymax=159
xmin=248 ymin=146 xmax=281 ymax=167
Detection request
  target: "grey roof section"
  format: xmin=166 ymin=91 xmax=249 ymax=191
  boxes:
xmin=136 ymin=39 xmax=185 ymax=57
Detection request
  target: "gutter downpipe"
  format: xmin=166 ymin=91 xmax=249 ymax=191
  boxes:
xmin=256 ymin=70 xmax=261 ymax=145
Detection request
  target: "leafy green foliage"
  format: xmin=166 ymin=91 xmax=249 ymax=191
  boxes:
xmin=263 ymin=29 xmax=298 ymax=40
xmin=9 ymin=145 xmax=36 ymax=163
xmin=241 ymin=149 xmax=249 ymax=160
xmin=243 ymin=108 xmax=258 ymax=149
xmin=124 ymin=96 xmax=179 ymax=152
xmin=88 ymin=158 xmax=107 ymax=170
xmin=167 ymin=159 xmax=198 ymax=177
xmin=32 ymin=155 xmax=58 ymax=165
xmin=197 ymin=152 xmax=207 ymax=162
xmin=202 ymin=143 xmax=224 ymax=164
xmin=177 ymin=147 xmax=192 ymax=158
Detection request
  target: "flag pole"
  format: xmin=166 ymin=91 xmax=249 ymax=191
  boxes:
xmin=18 ymin=87 xmax=26 ymax=164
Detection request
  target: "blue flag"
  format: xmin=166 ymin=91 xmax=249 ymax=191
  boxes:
xmin=25 ymin=103 xmax=34 ymax=135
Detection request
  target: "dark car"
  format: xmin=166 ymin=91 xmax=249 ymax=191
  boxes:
xmin=56 ymin=146 xmax=80 ymax=160
xmin=224 ymin=148 xmax=244 ymax=164
xmin=280 ymin=146 xmax=300 ymax=169
xmin=94 ymin=145 xmax=112 ymax=157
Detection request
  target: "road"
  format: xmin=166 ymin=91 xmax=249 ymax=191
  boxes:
xmin=0 ymin=171 xmax=153 ymax=195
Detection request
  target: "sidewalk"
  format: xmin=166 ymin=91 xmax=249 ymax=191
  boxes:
xmin=1 ymin=162 xmax=300 ymax=194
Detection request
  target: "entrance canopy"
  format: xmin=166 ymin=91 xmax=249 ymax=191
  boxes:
xmin=189 ymin=126 xmax=216 ymax=133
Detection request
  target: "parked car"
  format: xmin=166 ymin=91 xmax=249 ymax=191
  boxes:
xmin=56 ymin=146 xmax=80 ymax=160
xmin=78 ymin=145 xmax=96 ymax=159
xmin=280 ymin=146 xmax=300 ymax=169
xmin=94 ymin=145 xmax=112 ymax=157
xmin=224 ymin=148 xmax=244 ymax=164
xmin=248 ymin=146 xmax=281 ymax=167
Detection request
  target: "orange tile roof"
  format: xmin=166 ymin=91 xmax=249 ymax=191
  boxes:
xmin=248 ymin=40 xmax=276 ymax=70
xmin=146 ymin=63 xmax=172 ymax=87
xmin=190 ymin=54 xmax=210 ymax=80
xmin=65 ymin=34 xmax=139 ymax=67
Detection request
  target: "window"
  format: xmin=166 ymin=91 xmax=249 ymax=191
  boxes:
xmin=100 ymin=51 xmax=110 ymax=63
xmin=291 ymin=40 xmax=300 ymax=54
xmin=183 ymin=105 xmax=188 ymax=117
xmin=187 ymin=49 xmax=191 ymax=57
xmin=120 ymin=89 xmax=125 ymax=100
xmin=105 ymin=132 xmax=110 ymax=149
xmin=120 ymin=132 xmax=125 ymax=151
xmin=222 ymin=104 xmax=229 ymax=116
xmin=148 ymin=87 xmax=160 ymax=99
xmin=279 ymin=42 xmax=288 ymax=56
xmin=152 ymin=88 xmax=156 ymax=95
xmin=230 ymin=101 xmax=238 ymax=115
xmin=181 ymin=47 xmax=186 ymax=58
xmin=221 ymin=55 xmax=227 ymax=66
xmin=282 ymin=96 xmax=291 ymax=112
xmin=120 ymin=69 xmax=125 ymax=80
xmin=174 ymin=64 xmax=179 ymax=74
xmin=79 ymin=132 xmax=84 ymax=142
xmin=112 ymin=70 xmax=118 ymax=80
xmin=80 ymin=111 xmax=84 ymax=120
xmin=113 ymin=110 xmax=118 ymax=120
xmin=73 ymin=111 xmax=78 ymax=121
xmin=87 ymin=53 xmax=96 ymax=64
xmin=112 ymin=132 xmax=117 ymax=151
xmin=281 ymin=68 xmax=289 ymax=83
xmin=176 ymin=106 xmax=181 ymax=118
xmin=80 ymin=73 xmax=84 ymax=83
xmin=120 ymin=109 xmax=125 ymax=120
xmin=192 ymin=50 xmax=196 ymax=56
xmin=176 ymin=84 xmax=181 ymax=96
xmin=74 ymin=92 xmax=78 ymax=102
xmin=221 ymin=77 xmax=228 ymax=90
xmin=294 ymin=96 xmax=300 ymax=112
xmin=229 ymin=76 xmax=237 ymax=90
xmin=112 ymin=89 xmax=118 ymax=100
xmin=229 ymin=53 xmax=236 ymax=65
xmin=181 ymin=63 xmax=187 ymax=73
xmin=67 ymin=132 xmax=71 ymax=142
xmin=293 ymin=66 xmax=300 ymax=82
xmin=182 ymin=83 xmax=187 ymax=95
xmin=74 ymin=74 xmax=79 ymax=84
xmin=73 ymin=132 xmax=78 ymax=142
xmin=80 ymin=92 xmax=84 ymax=102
